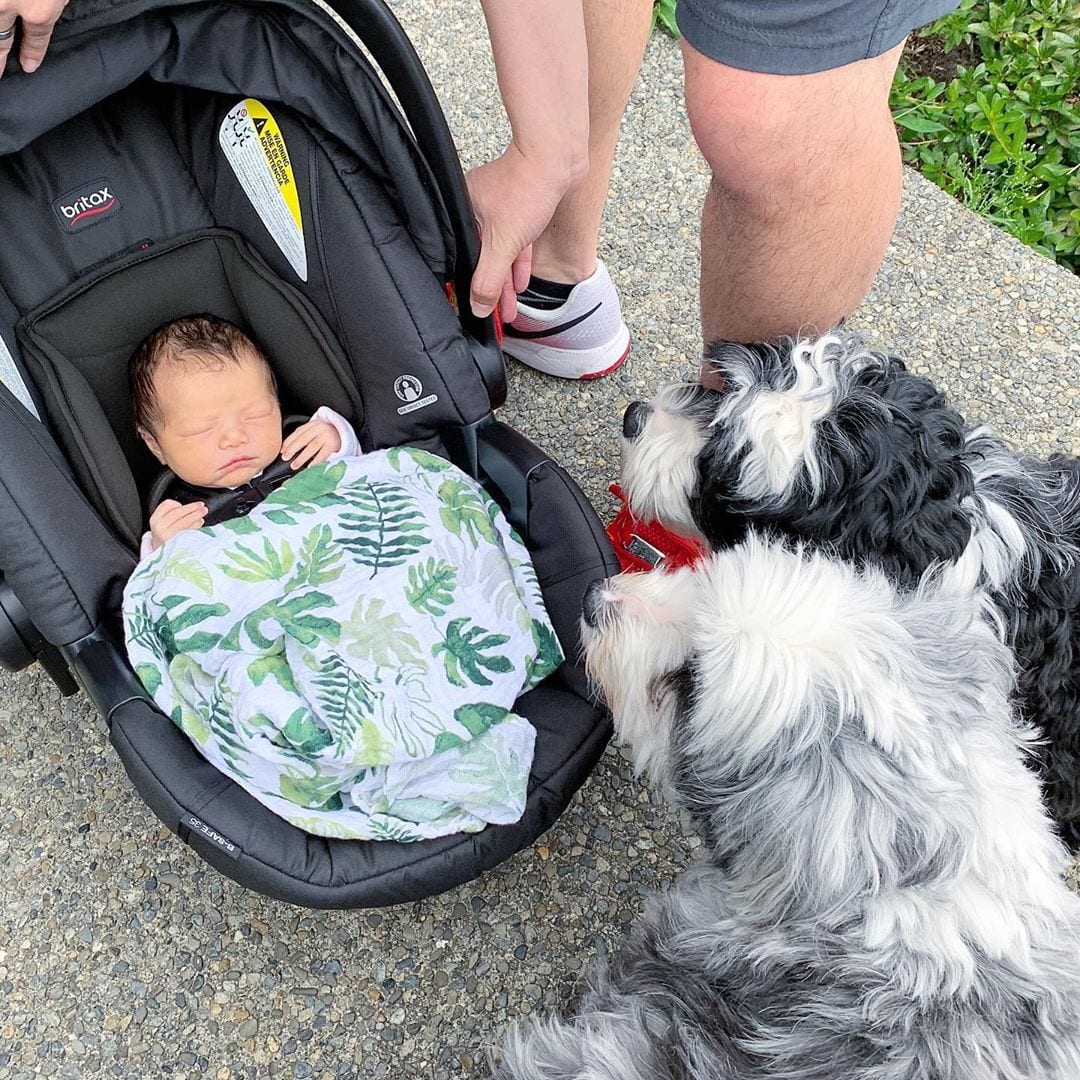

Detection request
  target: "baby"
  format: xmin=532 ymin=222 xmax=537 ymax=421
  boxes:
xmin=130 ymin=314 xmax=358 ymax=554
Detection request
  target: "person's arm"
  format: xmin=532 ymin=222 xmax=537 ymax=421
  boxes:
xmin=468 ymin=0 xmax=590 ymax=320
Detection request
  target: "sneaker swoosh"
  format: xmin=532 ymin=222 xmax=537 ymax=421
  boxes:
xmin=503 ymin=302 xmax=602 ymax=340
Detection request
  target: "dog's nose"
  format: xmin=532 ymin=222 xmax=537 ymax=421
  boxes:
xmin=582 ymin=579 xmax=606 ymax=628
xmin=623 ymin=401 xmax=650 ymax=440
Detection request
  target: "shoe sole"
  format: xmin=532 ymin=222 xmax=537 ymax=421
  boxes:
xmin=501 ymin=323 xmax=631 ymax=380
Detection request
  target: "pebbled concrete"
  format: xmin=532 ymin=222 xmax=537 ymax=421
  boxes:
xmin=1 ymin=3 xmax=1077 ymax=1078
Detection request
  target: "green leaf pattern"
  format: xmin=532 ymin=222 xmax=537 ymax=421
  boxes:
xmin=122 ymin=447 xmax=560 ymax=842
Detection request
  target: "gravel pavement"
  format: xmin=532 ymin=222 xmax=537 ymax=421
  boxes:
xmin=2 ymin=3 xmax=1078 ymax=1078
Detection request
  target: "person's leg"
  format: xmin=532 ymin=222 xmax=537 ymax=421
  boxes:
xmin=528 ymin=0 xmax=654 ymax=284
xmin=684 ymin=38 xmax=906 ymax=347
xmin=501 ymin=0 xmax=652 ymax=378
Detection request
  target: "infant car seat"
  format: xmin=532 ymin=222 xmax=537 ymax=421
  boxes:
xmin=0 ymin=0 xmax=618 ymax=907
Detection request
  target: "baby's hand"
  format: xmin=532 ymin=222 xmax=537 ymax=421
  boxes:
xmin=281 ymin=419 xmax=342 ymax=470
xmin=149 ymin=499 xmax=207 ymax=550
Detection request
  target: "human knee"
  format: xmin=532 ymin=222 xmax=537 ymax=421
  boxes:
xmin=682 ymin=43 xmax=895 ymax=204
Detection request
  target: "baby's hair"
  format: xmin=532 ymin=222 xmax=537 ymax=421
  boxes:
xmin=130 ymin=314 xmax=276 ymax=435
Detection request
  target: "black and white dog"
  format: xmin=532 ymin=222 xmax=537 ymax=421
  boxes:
xmin=495 ymin=538 xmax=1080 ymax=1079
xmin=619 ymin=334 xmax=1080 ymax=849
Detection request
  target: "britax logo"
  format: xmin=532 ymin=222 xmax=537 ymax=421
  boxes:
xmin=52 ymin=177 xmax=122 ymax=232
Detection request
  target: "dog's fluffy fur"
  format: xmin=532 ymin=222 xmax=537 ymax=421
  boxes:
xmin=494 ymin=539 xmax=1080 ymax=1079
xmin=618 ymin=334 xmax=1080 ymax=848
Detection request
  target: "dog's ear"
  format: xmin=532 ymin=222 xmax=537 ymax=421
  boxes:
xmin=792 ymin=363 xmax=975 ymax=584
xmin=690 ymin=432 xmax=751 ymax=548
xmin=687 ymin=537 xmax=923 ymax=759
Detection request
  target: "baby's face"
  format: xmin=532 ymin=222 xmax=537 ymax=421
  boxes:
xmin=142 ymin=350 xmax=283 ymax=488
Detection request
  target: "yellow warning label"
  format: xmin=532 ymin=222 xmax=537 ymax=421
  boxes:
xmin=244 ymin=99 xmax=302 ymax=236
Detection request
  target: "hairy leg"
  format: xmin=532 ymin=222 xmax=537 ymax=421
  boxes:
xmin=684 ymin=40 xmax=906 ymax=347
xmin=529 ymin=0 xmax=654 ymax=284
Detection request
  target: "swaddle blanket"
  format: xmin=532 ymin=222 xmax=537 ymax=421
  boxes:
xmin=123 ymin=447 xmax=563 ymax=842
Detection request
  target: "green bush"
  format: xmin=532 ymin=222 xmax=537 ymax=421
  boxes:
xmin=652 ymin=0 xmax=677 ymax=37
xmin=891 ymin=0 xmax=1080 ymax=272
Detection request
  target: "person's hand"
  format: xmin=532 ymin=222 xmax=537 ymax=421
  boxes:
xmin=465 ymin=144 xmax=573 ymax=323
xmin=0 ymin=0 xmax=70 ymax=78
xmin=149 ymin=499 xmax=207 ymax=551
xmin=281 ymin=419 xmax=341 ymax=470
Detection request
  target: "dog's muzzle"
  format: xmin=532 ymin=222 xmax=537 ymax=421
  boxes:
xmin=623 ymin=401 xmax=650 ymax=440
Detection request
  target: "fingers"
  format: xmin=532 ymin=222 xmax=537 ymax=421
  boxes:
xmin=511 ymin=248 xmax=533 ymax=296
xmin=282 ymin=421 xmax=340 ymax=469
xmin=464 ymin=148 xmax=564 ymax=320
xmin=148 ymin=498 xmax=183 ymax=525
xmin=0 ymin=0 xmax=69 ymax=78
xmin=287 ymin=436 xmax=331 ymax=470
xmin=497 ymin=278 xmax=518 ymax=325
xmin=19 ymin=17 xmax=56 ymax=73
xmin=150 ymin=500 xmax=207 ymax=545
xmin=470 ymin=245 xmax=513 ymax=321
xmin=0 ymin=15 xmax=16 ymax=76
xmin=153 ymin=500 xmax=207 ymax=528
xmin=496 ymin=248 xmax=534 ymax=322
xmin=279 ymin=422 xmax=314 ymax=462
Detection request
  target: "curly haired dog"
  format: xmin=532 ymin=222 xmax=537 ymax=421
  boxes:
xmin=494 ymin=539 xmax=1080 ymax=1080
xmin=618 ymin=335 xmax=1080 ymax=849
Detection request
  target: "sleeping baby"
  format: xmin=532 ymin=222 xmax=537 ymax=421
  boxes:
xmin=123 ymin=316 xmax=562 ymax=843
xmin=130 ymin=314 xmax=358 ymax=556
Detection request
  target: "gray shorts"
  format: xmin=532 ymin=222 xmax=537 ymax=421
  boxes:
xmin=676 ymin=0 xmax=960 ymax=74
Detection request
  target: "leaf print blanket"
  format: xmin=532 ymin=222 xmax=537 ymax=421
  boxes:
xmin=123 ymin=447 xmax=563 ymax=842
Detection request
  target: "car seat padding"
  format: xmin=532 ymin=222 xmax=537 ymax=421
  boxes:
xmin=17 ymin=230 xmax=360 ymax=545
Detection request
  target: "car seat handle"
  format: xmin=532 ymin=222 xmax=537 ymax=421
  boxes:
xmin=315 ymin=0 xmax=507 ymax=408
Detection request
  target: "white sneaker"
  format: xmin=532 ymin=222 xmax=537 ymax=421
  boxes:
xmin=501 ymin=260 xmax=631 ymax=380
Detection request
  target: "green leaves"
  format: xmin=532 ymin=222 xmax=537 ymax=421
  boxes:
xmin=893 ymin=110 xmax=949 ymax=134
xmin=892 ymin=0 xmax=1079 ymax=270
xmin=338 ymin=480 xmax=431 ymax=576
xmin=651 ymin=0 xmax=677 ymax=38
xmin=222 ymin=527 xmax=343 ymax=590
xmin=405 ymin=557 xmax=457 ymax=616
xmin=455 ymin=702 xmax=509 ymax=737
xmin=150 ymin=597 xmax=228 ymax=659
xmin=248 ymin=651 xmax=299 ymax=695
xmin=162 ymin=554 xmax=213 ymax=595
xmin=135 ymin=662 xmax=162 ymax=697
xmin=437 ymin=478 xmax=499 ymax=547
xmin=263 ymin=461 xmax=347 ymax=508
xmin=221 ymin=536 xmax=295 ymax=583
xmin=278 ymin=768 xmax=344 ymax=811
xmin=342 ymin=596 xmax=423 ymax=669
xmin=432 ymin=617 xmax=513 ymax=688
xmin=220 ymin=590 xmax=340 ymax=651
xmin=525 ymin=619 xmax=564 ymax=687
xmin=311 ymin=651 xmax=379 ymax=760
xmin=286 ymin=525 xmax=344 ymax=591
xmin=278 ymin=707 xmax=334 ymax=755
xmin=386 ymin=446 xmax=453 ymax=474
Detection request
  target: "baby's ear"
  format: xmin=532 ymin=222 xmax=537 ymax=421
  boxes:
xmin=138 ymin=427 xmax=166 ymax=465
